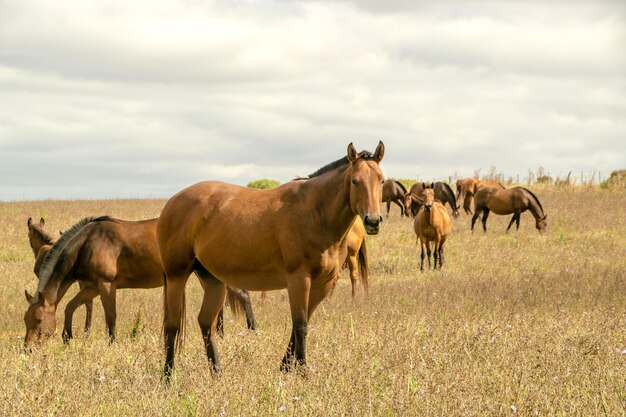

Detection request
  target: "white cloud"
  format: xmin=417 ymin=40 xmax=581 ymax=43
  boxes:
xmin=0 ymin=0 xmax=624 ymax=200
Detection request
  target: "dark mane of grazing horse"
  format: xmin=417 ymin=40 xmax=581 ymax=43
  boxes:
xmin=517 ymin=187 xmax=544 ymax=214
xmin=440 ymin=182 xmax=458 ymax=209
xmin=36 ymin=216 xmax=115 ymax=294
xmin=305 ymin=151 xmax=374 ymax=179
xmin=392 ymin=180 xmax=407 ymax=194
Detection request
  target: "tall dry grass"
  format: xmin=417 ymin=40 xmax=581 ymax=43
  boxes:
xmin=0 ymin=191 xmax=624 ymax=416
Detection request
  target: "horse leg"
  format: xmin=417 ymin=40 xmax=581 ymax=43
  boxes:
xmin=163 ymin=272 xmax=190 ymax=380
xmin=420 ymin=240 xmax=425 ymax=272
xmin=281 ymin=274 xmax=311 ymax=372
xmin=464 ymin=192 xmax=473 ymax=215
xmin=439 ymin=237 xmax=447 ymax=270
xmin=471 ymin=210 xmax=481 ymax=232
xmin=426 ymin=242 xmax=432 ymax=270
xmin=229 ymin=287 xmax=257 ymax=330
xmin=433 ymin=239 xmax=439 ymax=270
xmin=77 ymin=281 xmax=94 ymax=334
xmin=347 ymin=253 xmax=358 ymax=298
xmin=195 ymin=268 xmax=227 ymax=373
xmin=506 ymin=215 xmax=516 ymax=232
xmin=96 ymin=280 xmax=117 ymax=344
xmin=515 ymin=210 xmax=522 ymax=230
xmin=62 ymin=285 xmax=99 ymax=344
xmin=386 ymin=201 xmax=391 ymax=218
xmin=481 ymin=209 xmax=490 ymax=233
xmin=393 ymin=200 xmax=404 ymax=217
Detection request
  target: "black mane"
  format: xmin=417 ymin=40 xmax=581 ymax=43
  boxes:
xmin=306 ymin=151 xmax=374 ymax=179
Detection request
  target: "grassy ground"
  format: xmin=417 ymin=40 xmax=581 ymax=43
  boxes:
xmin=0 ymin=190 xmax=624 ymax=416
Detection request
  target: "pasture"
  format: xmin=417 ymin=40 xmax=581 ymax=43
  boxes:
xmin=0 ymin=188 xmax=624 ymax=416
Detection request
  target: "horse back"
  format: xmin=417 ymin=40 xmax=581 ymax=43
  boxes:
xmin=75 ymin=218 xmax=162 ymax=288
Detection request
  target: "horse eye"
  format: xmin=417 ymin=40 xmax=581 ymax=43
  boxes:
xmin=351 ymin=178 xmax=358 ymax=185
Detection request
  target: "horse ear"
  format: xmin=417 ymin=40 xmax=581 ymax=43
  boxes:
xmin=25 ymin=290 xmax=33 ymax=302
xmin=27 ymin=217 xmax=33 ymax=227
xmin=543 ymin=214 xmax=548 ymax=220
xmin=39 ymin=218 xmax=45 ymax=227
xmin=373 ymin=141 xmax=385 ymax=163
xmin=430 ymin=182 xmax=435 ymax=189
xmin=347 ymin=143 xmax=358 ymax=163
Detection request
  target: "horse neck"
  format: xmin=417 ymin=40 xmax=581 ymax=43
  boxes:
xmin=524 ymin=190 xmax=544 ymax=219
xmin=302 ymin=168 xmax=357 ymax=242
xmin=41 ymin=273 xmax=74 ymax=308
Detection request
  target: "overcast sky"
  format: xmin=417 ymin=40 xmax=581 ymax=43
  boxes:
xmin=1 ymin=0 xmax=624 ymax=200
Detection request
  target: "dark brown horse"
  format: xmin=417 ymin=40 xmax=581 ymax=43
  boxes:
xmin=27 ymin=217 xmax=93 ymax=334
xmin=157 ymin=142 xmax=385 ymax=378
xmin=471 ymin=186 xmax=547 ymax=233
xmin=23 ymin=217 xmax=256 ymax=347
xmin=456 ymin=178 xmax=505 ymax=215
xmin=407 ymin=182 xmax=459 ymax=217
xmin=382 ymin=179 xmax=407 ymax=217
xmin=413 ymin=184 xmax=451 ymax=271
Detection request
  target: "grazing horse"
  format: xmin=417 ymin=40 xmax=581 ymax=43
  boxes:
xmin=456 ymin=178 xmax=505 ymax=214
xmin=27 ymin=217 xmax=93 ymax=334
xmin=382 ymin=179 xmax=407 ymax=217
xmin=413 ymin=184 xmax=451 ymax=271
xmin=157 ymin=142 xmax=385 ymax=379
xmin=407 ymin=182 xmax=459 ymax=217
xmin=471 ymin=186 xmax=547 ymax=233
xmin=23 ymin=217 xmax=256 ymax=347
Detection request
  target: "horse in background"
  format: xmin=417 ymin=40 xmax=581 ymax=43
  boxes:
xmin=413 ymin=184 xmax=451 ymax=271
xmin=157 ymin=142 xmax=385 ymax=379
xmin=407 ymin=181 xmax=459 ymax=217
xmin=471 ymin=186 xmax=547 ymax=233
xmin=341 ymin=219 xmax=369 ymax=298
xmin=27 ymin=217 xmax=93 ymax=334
xmin=382 ymin=179 xmax=407 ymax=217
xmin=23 ymin=216 xmax=256 ymax=347
xmin=456 ymin=178 xmax=505 ymax=214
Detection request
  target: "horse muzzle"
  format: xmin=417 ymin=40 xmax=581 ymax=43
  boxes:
xmin=363 ymin=215 xmax=382 ymax=235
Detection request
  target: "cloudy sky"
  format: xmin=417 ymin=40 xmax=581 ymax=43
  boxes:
xmin=1 ymin=0 xmax=624 ymax=200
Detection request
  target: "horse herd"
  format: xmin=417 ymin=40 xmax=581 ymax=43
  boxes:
xmin=21 ymin=142 xmax=547 ymax=380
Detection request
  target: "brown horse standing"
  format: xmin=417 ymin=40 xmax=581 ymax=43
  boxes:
xmin=382 ymin=179 xmax=407 ymax=217
xmin=413 ymin=184 xmax=451 ymax=271
xmin=471 ymin=186 xmax=547 ymax=233
xmin=456 ymin=178 xmax=505 ymax=214
xmin=407 ymin=181 xmax=459 ymax=217
xmin=23 ymin=216 xmax=256 ymax=347
xmin=157 ymin=142 xmax=385 ymax=378
xmin=27 ymin=217 xmax=93 ymax=334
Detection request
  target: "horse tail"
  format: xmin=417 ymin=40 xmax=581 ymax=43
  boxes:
xmin=36 ymin=216 xmax=114 ymax=296
xmin=226 ymin=287 xmax=245 ymax=318
xmin=357 ymin=238 xmax=369 ymax=295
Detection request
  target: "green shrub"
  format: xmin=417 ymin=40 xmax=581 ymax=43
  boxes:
xmin=246 ymin=179 xmax=281 ymax=189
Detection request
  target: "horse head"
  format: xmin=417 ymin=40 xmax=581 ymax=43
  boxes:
xmin=535 ymin=214 xmax=547 ymax=233
xmin=23 ymin=290 xmax=56 ymax=348
xmin=347 ymin=141 xmax=385 ymax=235
xmin=422 ymin=186 xmax=435 ymax=212
xmin=404 ymin=193 xmax=425 ymax=217
xmin=27 ymin=217 xmax=48 ymax=255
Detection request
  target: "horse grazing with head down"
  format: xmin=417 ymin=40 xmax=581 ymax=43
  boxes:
xmin=157 ymin=142 xmax=385 ymax=379
xmin=471 ymin=186 xmax=547 ymax=233
xmin=27 ymin=217 xmax=93 ymax=334
xmin=406 ymin=181 xmax=459 ymax=218
xmin=382 ymin=179 xmax=407 ymax=217
xmin=413 ymin=183 xmax=452 ymax=271
xmin=23 ymin=217 xmax=256 ymax=348
xmin=456 ymin=178 xmax=505 ymax=215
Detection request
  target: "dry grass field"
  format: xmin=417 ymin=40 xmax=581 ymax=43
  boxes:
xmin=0 ymin=189 xmax=624 ymax=416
